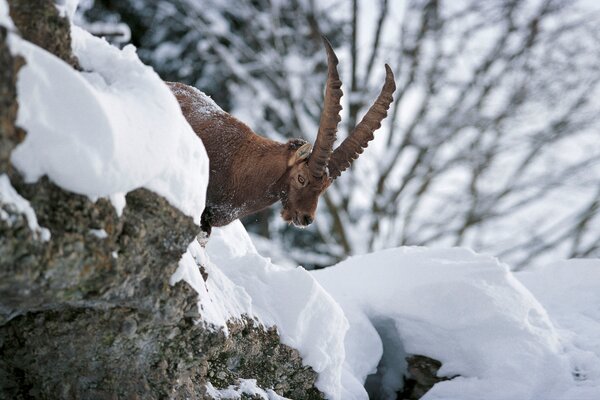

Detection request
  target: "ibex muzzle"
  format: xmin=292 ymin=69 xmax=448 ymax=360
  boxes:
xmin=168 ymin=37 xmax=396 ymax=235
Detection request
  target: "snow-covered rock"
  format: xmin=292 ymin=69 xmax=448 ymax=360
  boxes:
xmin=0 ymin=174 xmax=50 ymax=240
xmin=172 ymin=221 xmax=348 ymax=400
xmin=172 ymin=223 xmax=600 ymax=400
xmin=8 ymin=25 xmax=208 ymax=223
xmin=313 ymin=247 xmax=600 ymax=400
xmin=206 ymin=379 xmax=290 ymax=400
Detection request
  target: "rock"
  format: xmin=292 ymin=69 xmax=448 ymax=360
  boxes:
xmin=398 ymin=355 xmax=453 ymax=400
xmin=8 ymin=0 xmax=79 ymax=68
xmin=0 ymin=24 xmax=24 ymax=174
xmin=0 ymin=2 xmax=324 ymax=399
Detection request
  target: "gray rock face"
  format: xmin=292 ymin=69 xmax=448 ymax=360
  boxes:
xmin=0 ymin=1 xmax=323 ymax=399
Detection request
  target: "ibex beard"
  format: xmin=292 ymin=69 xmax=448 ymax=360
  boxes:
xmin=168 ymin=37 xmax=396 ymax=236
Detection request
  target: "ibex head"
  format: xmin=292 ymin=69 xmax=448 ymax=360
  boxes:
xmin=280 ymin=37 xmax=396 ymax=227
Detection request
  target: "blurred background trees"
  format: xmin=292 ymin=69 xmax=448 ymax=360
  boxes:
xmin=79 ymin=0 xmax=600 ymax=269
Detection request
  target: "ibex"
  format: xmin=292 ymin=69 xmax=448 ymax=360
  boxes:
xmin=168 ymin=38 xmax=396 ymax=235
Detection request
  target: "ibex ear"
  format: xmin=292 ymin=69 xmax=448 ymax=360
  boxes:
xmin=288 ymin=143 xmax=312 ymax=166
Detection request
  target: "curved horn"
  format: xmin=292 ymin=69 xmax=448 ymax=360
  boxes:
xmin=328 ymin=64 xmax=396 ymax=180
xmin=307 ymin=36 xmax=343 ymax=178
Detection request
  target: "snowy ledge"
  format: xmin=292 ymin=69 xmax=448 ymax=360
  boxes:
xmin=172 ymin=221 xmax=600 ymax=400
xmin=6 ymin=19 xmax=208 ymax=225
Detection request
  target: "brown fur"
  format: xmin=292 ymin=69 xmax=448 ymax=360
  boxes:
xmin=166 ymin=51 xmax=394 ymax=234
xmin=168 ymin=82 xmax=327 ymax=232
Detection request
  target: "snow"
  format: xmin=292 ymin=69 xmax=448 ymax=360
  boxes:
xmin=0 ymin=0 xmax=13 ymax=29
xmin=312 ymin=247 xmax=600 ymax=400
xmin=170 ymin=237 xmax=253 ymax=331
xmin=171 ymin=221 xmax=348 ymax=400
xmin=517 ymin=260 xmax=600 ymax=390
xmin=171 ymin=218 xmax=600 ymax=400
xmin=89 ymin=228 xmax=108 ymax=239
xmin=55 ymin=0 xmax=79 ymax=19
xmin=174 ymin=221 xmax=600 ymax=399
xmin=0 ymin=174 xmax=50 ymax=241
xmin=8 ymin=26 xmax=209 ymax=224
xmin=206 ymin=379 xmax=289 ymax=400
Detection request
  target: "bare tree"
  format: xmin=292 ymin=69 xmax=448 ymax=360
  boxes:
xmin=84 ymin=0 xmax=600 ymax=269
xmin=300 ymin=0 xmax=600 ymax=269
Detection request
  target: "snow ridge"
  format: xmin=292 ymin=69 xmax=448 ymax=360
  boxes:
xmin=8 ymin=26 xmax=209 ymax=224
xmin=172 ymin=222 xmax=600 ymax=400
xmin=171 ymin=221 xmax=348 ymax=400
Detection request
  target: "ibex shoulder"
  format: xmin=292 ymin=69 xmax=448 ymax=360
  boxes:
xmin=166 ymin=81 xmax=225 ymax=122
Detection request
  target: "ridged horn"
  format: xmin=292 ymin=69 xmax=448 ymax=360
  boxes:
xmin=307 ymin=36 xmax=343 ymax=178
xmin=328 ymin=64 xmax=396 ymax=179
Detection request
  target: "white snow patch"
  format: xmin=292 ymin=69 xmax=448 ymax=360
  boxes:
xmin=55 ymin=0 xmax=79 ymax=19
xmin=8 ymin=27 xmax=209 ymax=224
xmin=171 ymin=221 xmax=347 ymax=400
xmin=108 ymin=192 xmax=126 ymax=217
xmin=206 ymin=222 xmax=348 ymax=399
xmin=170 ymin=238 xmax=252 ymax=333
xmin=0 ymin=174 xmax=50 ymax=241
xmin=174 ymin=223 xmax=600 ymax=400
xmin=518 ymin=259 xmax=600 ymax=394
xmin=206 ymin=379 xmax=290 ymax=400
xmin=313 ymin=247 xmax=599 ymax=400
xmin=89 ymin=228 xmax=108 ymax=239
xmin=0 ymin=0 xmax=14 ymax=29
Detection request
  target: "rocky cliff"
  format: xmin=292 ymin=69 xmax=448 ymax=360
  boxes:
xmin=0 ymin=1 xmax=323 ymax=398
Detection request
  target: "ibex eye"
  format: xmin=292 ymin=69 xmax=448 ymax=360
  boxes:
xmin=298 ymin=175 xmax=305 ymax=185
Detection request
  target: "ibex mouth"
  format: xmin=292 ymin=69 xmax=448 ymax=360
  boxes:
xmin=292 ymin=214 xmax=313 ymax=228
xmin=292 ymin=216 xmax=303 ymax=227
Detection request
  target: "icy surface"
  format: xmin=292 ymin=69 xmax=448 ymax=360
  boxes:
xmin=9 ymin=27 xmax=208 ymax=223
xmin=0 ymin=174 xmax=50 ymax=241
xmin=313 ymin=247 xmax=600 ymax=400
xmin=171 ymin=221 xmax=348 ymax=400
xmin=206 ymin=379 xmax=290 ymax=399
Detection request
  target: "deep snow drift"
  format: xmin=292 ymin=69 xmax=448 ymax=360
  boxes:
xmin=177 ymin=222 xmax=600 ymax=400
xmin=171 ymin=221 xmax=348 ymax=399
xmin=315 ymin=248 xmax=600 ymax=400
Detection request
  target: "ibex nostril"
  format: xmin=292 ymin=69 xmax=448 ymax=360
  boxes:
xmin=303 ymin=215 xmax=313 ymax=225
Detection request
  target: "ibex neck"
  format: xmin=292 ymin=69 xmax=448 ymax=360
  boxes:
xmin=204 ymin=138 xmax=290 ymax=226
